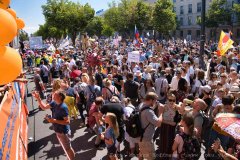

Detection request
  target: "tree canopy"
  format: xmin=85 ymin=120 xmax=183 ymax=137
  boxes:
xmin=205 ymin=0 xmax=232 ymax=28
xmin=152 ymin=0 xmax=176 ymax=35
xmin=41 ymin=0 xmax=95 ymax=45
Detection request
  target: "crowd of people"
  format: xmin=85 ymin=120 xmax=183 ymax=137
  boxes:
xmin=23 ymin=38 xmax=240 ymax=160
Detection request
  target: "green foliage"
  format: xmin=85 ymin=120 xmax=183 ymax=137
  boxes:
xmin=85 ymin=16 xmax=104 ymax=37
xmin=104 ymin=0 xmax=153 ymax=35
xmin=152 ymin=0 xmax=176 ymax=35
xmin=41 ymin=0 xmax=95 ymax=45
xmin=34 ymin=23 xmax=64 ymax=40
xmin=206 ymin=0 xmax=232 ymax=28
xmin=19 ymin=30 xmax=29 ymax=41
xmin=102 ymin=24 xmax=114 ymax=37
xmin=233 ymin=3 xmax=240 ymax=24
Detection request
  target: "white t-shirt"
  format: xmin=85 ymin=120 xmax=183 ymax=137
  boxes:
xmin=170 ymin=76 xmax=179 ymax=91
xmin=212 ymin=97 xmax=222 ymax=108
xmin=149 ymin=62 xmax=160 ymax=70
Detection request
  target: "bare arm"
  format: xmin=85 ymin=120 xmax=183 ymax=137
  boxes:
xmin=32 ymin=91 xmax=51 ymax=110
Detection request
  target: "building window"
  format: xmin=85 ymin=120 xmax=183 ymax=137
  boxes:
xmin=188 ymin=30 xmax=192 ymax=35
xmin=173 ymin=0 xmax=176 ymax=3
xmin=180 ymin=17 xmax=184 ymax=25
xmin=196 ymin=30 xmax=200 ymax=38
xmin=188 ymin=4 xmax=192 ymax=13
xmin=180 ymin=6 xmax=184 ymax=14
xmin=188 ymin=16 xmax=192 ymax=25
xmin=197 ymin=3 xmax=202 ymax=12
xmin=180 ymin=30 xmax=183 ymax=37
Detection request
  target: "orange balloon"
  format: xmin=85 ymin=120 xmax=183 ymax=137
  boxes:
xmin=6 ymin=8 xmax=16 ymax=19
xmin=0 ymin=46 xmax=22 ymax=85
xmin=0 ymin=8 xmax=17 ymax=46
xmin=0 ymin=0 xmax=10 ymax=9
xmin=16 ymin=18 xmax=25 ymax=29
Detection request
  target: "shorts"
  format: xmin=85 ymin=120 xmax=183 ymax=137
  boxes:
xmin=139 ymin=140 xmax=155 ymax=160
xmin=125 ymin=131 xmax=139 ymax=148
xmin=107 ymin=144 xmax=117 ymax=156
xmin=117 ymin=126 xmax=125 ymax=143
xmin=56 ymin=132 xmax=72 ymax=151
xmin=42 ymin=76 xmax=49 ymax=84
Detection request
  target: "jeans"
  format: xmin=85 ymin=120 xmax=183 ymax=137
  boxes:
xmin=77 ymin=103 xmax=85 ymax=123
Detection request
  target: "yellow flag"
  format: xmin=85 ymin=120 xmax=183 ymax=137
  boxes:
xmin=217 ymin=31 xmax=234 ymax=56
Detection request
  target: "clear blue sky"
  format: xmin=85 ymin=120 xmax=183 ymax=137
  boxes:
xmin=11 ymin=0 xmax=119 ymax=34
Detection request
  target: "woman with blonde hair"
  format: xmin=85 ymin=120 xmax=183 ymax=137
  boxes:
xmin=102 ymin=78 xmax=120 ymax=103
xmin=46 ymin=79 xmax=62 ymax=103
xmin=101 ymin=112 xmax=119 ymax=160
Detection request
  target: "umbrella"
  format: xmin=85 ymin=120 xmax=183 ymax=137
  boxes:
xmin=213 ymin=113 xmax=240 ymax=141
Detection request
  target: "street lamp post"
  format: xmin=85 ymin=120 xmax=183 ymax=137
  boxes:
xmin=200 ymin=0 xmax=206 ymax=70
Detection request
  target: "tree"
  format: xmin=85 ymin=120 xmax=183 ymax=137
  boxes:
xmin=34 ymin=23 xmax=64 ymax=40
xmin=205 ymin=0 xmax=232 ymax=40
xmin=42 ymin=0 xmax=95 ymax=45
xmin=19 ymin=30 xmax=29 ymax=41
xmin=233 ymin=3 xmax=240 ymax=24
xmin=102 ymin=24 xmax=114 ymax=37
xmin=104 ymin=0 xmax=152 ymax=36
xmin=152 ymin=0 xmax=176 ymax=36
xmin=85 ymin=16 xmax=104 ymax=37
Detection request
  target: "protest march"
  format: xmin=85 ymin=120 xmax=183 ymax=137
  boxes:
xmin=0 ymin=0 xmax=240 ymax=160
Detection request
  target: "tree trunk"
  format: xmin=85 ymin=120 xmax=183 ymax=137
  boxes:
xmin=71 ymin=32 xmax=77 ymax=47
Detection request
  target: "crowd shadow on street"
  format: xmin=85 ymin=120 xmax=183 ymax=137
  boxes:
xmin=28 ymin=133 xmax=64 ymax=159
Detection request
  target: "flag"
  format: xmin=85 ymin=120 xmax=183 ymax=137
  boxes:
xmin=146 ymin=32 xmax=150 ymax=37
xmin=135 ymin=25 xmax=139 ymax=39
xmin=216 ymin=31 xmax=234 ymax=56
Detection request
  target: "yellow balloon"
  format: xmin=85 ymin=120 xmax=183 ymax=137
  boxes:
xmin=6 ymin=8 xmax=16 ymax=19
xmin=16 ymin=18 xmax=25 ymax=29
xmin=0 ymin=46 xmax=22 ymax=85
xmin=0 ymin=0 xmax=10 ymax=9
xmin=0 ymin=8 xmax=17 ymax=46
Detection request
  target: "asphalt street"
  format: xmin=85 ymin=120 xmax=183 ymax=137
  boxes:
xmin=26 ymin=73 xmax=205 ymax=160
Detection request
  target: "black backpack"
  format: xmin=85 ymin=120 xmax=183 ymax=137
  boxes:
xmin=88 ymin=86 xmax=96 ymax=103
xmin=106 ymin=87 xmax=120 ymax=101
xmin=125 ymin=106 xmax=152 ymax=141
xmin=195 ymin=111 xmax=210 ymax=141
xmin=179 ymin=133 xmax=201 ymax=160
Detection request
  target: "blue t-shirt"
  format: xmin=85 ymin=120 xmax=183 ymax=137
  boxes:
xmin=105 ymin=127 xmax=115 ymax=148
xmin=50 ymin=101 xmax=70 ymax=134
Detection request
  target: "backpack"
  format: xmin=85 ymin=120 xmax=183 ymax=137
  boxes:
xmin=88 ymin=86 xmax=96 ymax=103
xmin=179 ymin=133 xmax=201 ymax=160
xmin=125 ymin=106 xmax=152 ymax=141
xmin=106 ymin=87 xmax=120 ymax=101
xmin=195 ymin=111 xmax=210 ymax=141
xmin=78 ymin=90 xmax=86 ymax=104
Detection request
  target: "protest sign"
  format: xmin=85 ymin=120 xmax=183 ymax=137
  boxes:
xmin=128 ymin=51 xmax=140 ymax=63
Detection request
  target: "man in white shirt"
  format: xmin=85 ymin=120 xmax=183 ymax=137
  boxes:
xmin=170 ymin=69 xmax=182 ymax=91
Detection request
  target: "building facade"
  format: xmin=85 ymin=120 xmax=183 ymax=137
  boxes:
xmin=144 ymin=0 xmax=240 ymax=41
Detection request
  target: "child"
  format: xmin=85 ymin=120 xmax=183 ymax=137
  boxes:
xmin=101 ymin=112 xmax=119 ymax=160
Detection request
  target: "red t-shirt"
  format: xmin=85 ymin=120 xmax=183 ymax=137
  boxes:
xmin=70 ymin=70 xmax=81 ymax=79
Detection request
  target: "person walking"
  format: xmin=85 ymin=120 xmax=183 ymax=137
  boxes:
xmin=32 ymin=90 xmax=75 ymax=160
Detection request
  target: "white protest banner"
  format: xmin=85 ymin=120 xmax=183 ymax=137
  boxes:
xmin=29 ymin=36 xmax=43 ymax=49
xmin=128 ymin=51 xmax=140 ymax=63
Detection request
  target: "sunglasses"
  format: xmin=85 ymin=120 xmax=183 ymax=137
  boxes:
xmin=220 ymin=76 xmax=226 ymax=78
xmin=168 ymin=99 xmax=175 ymax=102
